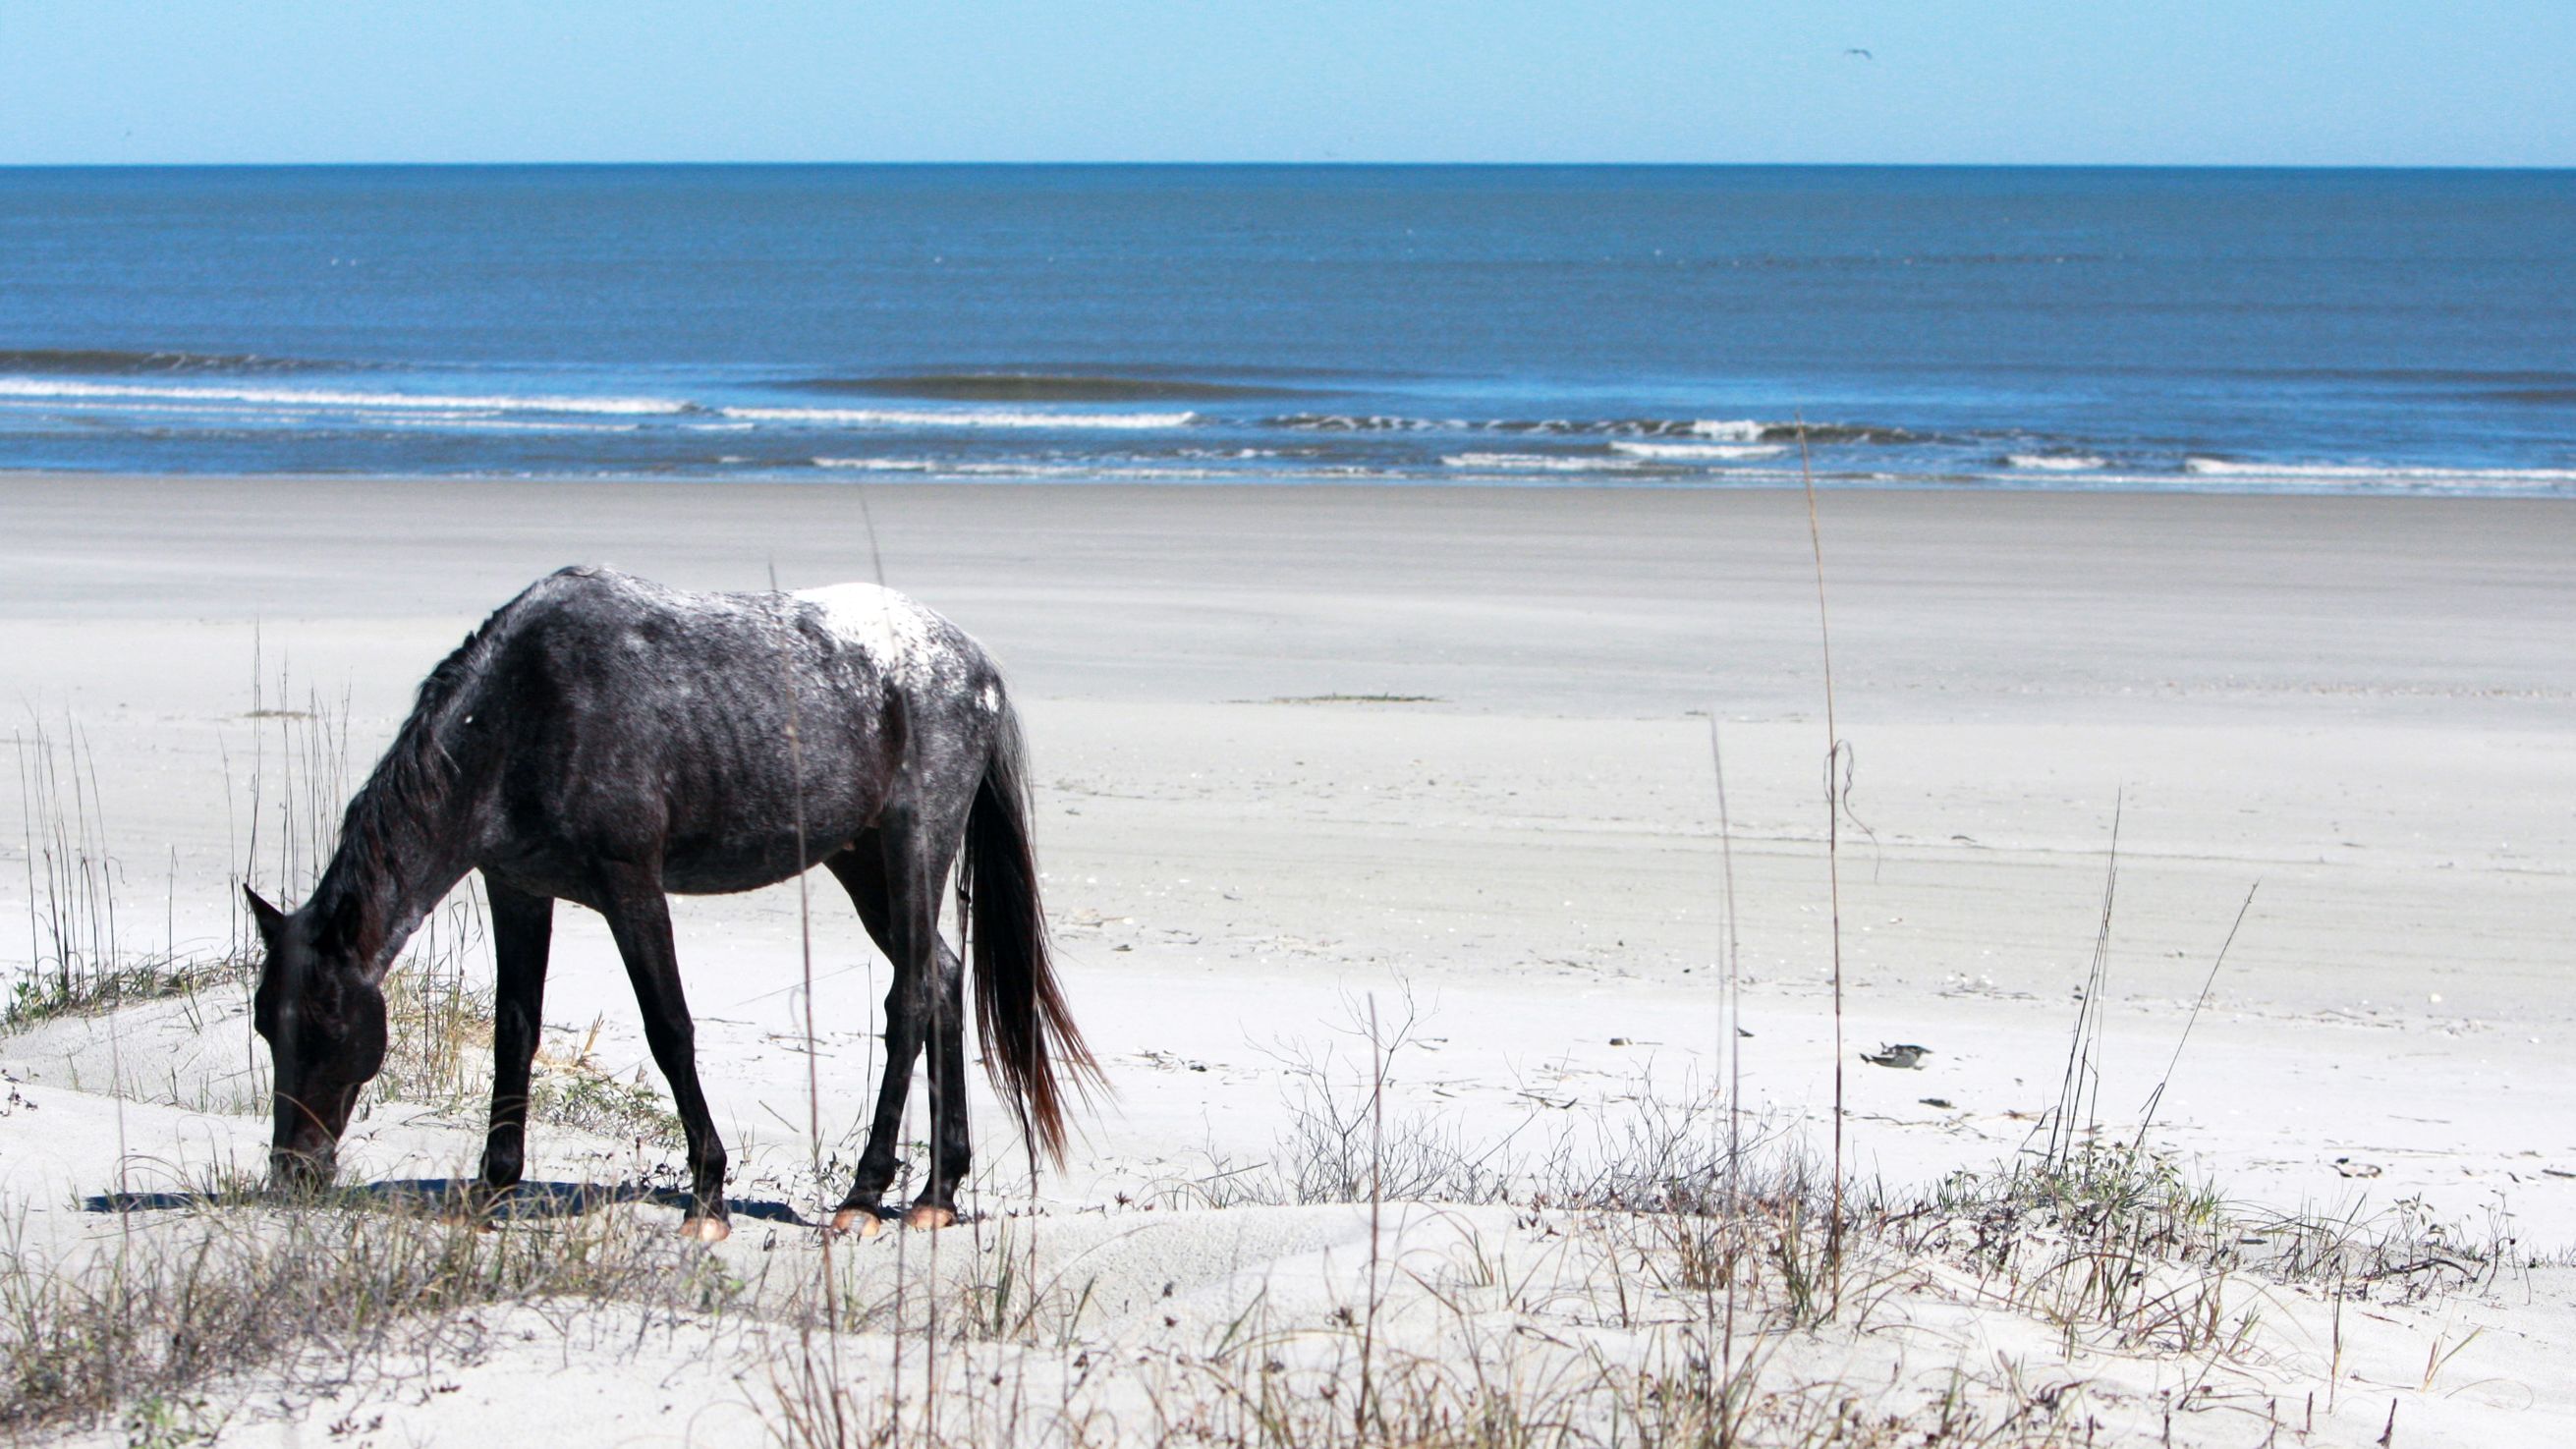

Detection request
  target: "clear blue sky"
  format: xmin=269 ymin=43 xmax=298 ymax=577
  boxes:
xmin=4 ymin=1 xmax=2568 ymax=167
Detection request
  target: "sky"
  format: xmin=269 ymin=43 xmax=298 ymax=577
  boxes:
xmin=2 ymin=1 xmax=2569 ymax=167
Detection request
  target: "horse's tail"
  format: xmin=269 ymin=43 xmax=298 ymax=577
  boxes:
xmin=961 ymin=702 xmax=1099 ymax=1166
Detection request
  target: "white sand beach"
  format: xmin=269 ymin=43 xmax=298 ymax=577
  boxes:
xmin=4 ymin=473 xmax=2573 ymax=1445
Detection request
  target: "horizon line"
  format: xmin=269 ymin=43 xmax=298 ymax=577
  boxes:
xmin=4 ymin=159 xmax=2573 ymax=173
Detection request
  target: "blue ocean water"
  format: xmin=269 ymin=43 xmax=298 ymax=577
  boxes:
xmin=1 ymin=165 xmax=2570 ymax=492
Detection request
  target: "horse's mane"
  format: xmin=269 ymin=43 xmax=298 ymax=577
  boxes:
xmin=309 ymin=574 xmax=558 ymax=958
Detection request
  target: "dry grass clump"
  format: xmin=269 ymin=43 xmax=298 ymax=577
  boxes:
xmin=0 ymin=952 xmax=245 ymax=1039
xmin=756 ymin=1149 xmax=2111 ymax=1449
xmin=0 ymin=1196 xmax=734 ymax=1440
xmin=1918 ymin=1140 xmax=2504 ymax=1326
xmin=1905 ymin=1141 xmax=2252 ymax=1356
xmin=768 ymin=1326 xmax=2110 ymax=1449
xmin=1178 ymin=1001 xmax=1517 ymax=1210
xmin=368 ymin=896 xmax=494 ymax=1112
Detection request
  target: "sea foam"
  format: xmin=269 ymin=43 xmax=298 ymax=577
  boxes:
xmin=0 ymin=377 xmax=692 ymax=416
xmin=2183 ymin=457 xmax=2576 ymax=486
xmin=1277 ymin=414 xmax=1780 ymax=439
xmin=813 ymin=457 xmax=940 ymax=471
xmin=1441 ymin=452 xmax=1645 ymax=473
xmin=1611 ymin=441 xmax=1787 ymax=460
xmin=1687 ymin=419 xmax=1766 ymax=440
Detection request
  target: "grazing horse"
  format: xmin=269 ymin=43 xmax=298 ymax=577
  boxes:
xmin=242 ymin=565 xmax=1094 ymax=1240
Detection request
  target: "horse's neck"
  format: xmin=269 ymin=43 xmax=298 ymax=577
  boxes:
xmin=310 ymin=780 xmax=476 ymax=980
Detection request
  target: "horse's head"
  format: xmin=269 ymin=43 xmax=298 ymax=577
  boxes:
xmin=245 ymin=886 xmax=387 ymax=1193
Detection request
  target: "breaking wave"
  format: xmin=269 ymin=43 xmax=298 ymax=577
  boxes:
xmin=0 ymin=348 xmax=337 ymax=375
xmin=0 ymin=377 xmax=693 ymax=416
xmin=1274 ymin=413 xmax=1902 ymax=442
xmin=1269 ymin=414 xmax=1439 ymax=432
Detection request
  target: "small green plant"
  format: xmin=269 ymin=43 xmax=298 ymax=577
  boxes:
xmin=518 ymin=1013 xmax=685 ymax=1147
xmin=119 ymin=1392 xmax=226 ymax=1449
xmin=531 ymin=1058 xmax=686 ymax=1147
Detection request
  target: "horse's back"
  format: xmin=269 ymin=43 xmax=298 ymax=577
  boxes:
xmin=505 ymin=566 xmax=991 ymax=691
xmin=468 ymin=567 xmax=1007 ymax=894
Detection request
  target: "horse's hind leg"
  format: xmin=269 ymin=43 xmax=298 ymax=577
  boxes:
xmin=822 ymin=843 xmax=922 ymax=1233
xmin=594 ymin=863 xmax=730 ymax=1241
xmin=473 ymin=876 xmax=555 ymax=1216
xmin=824 ymin=831 xmax=971 ymax=1234
xmin=923 ymin=961 xmax=972 ymax=1222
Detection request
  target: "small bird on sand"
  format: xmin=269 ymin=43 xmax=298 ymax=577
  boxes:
xmin=1863 ymin=1043 xmax=1931 ymax=1069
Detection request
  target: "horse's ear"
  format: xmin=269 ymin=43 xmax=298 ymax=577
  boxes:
xmin=244 ymin=885 xmax=286 ymax=947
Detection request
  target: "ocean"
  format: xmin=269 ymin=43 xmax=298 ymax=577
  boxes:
xmin=0 ymin=165 xmax=2569 ymax=493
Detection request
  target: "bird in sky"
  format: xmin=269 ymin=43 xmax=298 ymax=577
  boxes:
xmin=1845 ymin=47 xmax=1875 ymax=60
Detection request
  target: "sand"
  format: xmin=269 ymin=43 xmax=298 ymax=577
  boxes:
xmin=4 ymin=473 xmax=2573 ymax=1443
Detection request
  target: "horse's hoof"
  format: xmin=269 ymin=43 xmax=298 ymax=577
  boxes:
xmin=829 ymin=1206 xmax=887 ymax=1238
xmin=905 ymin=1203 xmax=958 ymax=1231
xmin=680 ymin=1216 xmax=731 ymax=1243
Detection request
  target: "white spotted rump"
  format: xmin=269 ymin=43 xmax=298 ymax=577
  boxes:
xmin=796 ymin=582 xmax=953 ymax=687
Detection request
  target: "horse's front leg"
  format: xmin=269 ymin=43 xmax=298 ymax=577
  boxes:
xmin=595 ymin=864 xmax=730 ymax=1241
xmin=473 ymin=876 xmax=555 ymax=1216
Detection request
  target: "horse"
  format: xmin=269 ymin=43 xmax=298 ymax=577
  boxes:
xmin=240 ymin=565 xmax=1094 ymax=1241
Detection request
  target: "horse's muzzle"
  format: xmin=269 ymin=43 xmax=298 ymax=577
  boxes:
xmin=270 ymin=1145 xmax=338 ymax=1196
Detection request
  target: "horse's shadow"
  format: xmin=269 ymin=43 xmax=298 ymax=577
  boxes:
xmin=84 ymin=1178 xmax=812 ymax=1226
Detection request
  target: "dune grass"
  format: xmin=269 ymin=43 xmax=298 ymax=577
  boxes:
xmin=7 ymin=718 xmax=254 ymax=1040
xmin=0 ymin=1062 xmax=2515 ymax=1446
xmin=0 ymin=896 xmax=2526 ymax=1447
xmin=0 ymin=1191 xmax=733 ymax=1439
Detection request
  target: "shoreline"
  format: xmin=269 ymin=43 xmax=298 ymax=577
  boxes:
xmin=11 ymin=463 xmax=2576 ymax=499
